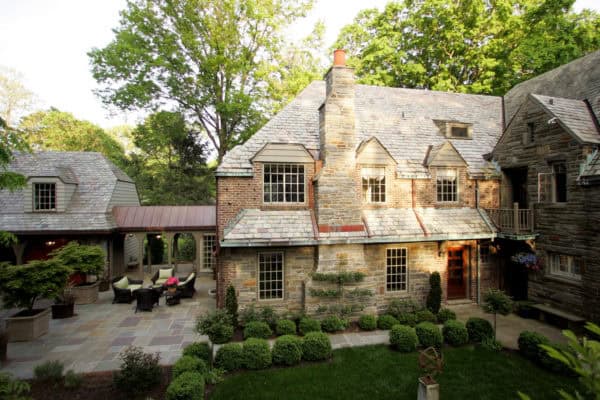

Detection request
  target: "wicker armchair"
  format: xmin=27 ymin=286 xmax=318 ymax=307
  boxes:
xmin=177 ymin=272 xmax=196 ymax=298
xmin=151 ymin=267 xmax=174 ymax=286
xmin=112 ymin=276 xmax=144 ymax=304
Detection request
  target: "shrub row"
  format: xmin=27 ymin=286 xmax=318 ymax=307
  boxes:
xmin=517 ymin=331 xmax=575 ymax=376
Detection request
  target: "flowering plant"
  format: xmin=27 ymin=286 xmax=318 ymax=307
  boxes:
xmin=511 ymin=252 xmax=542 ymax=271
xmin=165 ymin=276 xmax=180 ymax=288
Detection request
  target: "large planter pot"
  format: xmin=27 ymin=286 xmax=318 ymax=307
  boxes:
xmin=5 ymin=308 xmax=51 ymax=342
xmin=98 ymin=279 xmax=110 ymax=292
xmin=72 ymin=281 xmax=100 ymax=305
xmin=51 ymin=303 xmax=75 ymax=319
xmin=418 ymin=376 xmax=439 ymax=400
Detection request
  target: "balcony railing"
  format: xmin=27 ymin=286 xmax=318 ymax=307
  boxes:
xmin=485 ymin=203 xmax=534 ymax=234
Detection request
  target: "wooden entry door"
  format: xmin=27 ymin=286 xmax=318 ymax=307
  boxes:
xmin=447 ymin=247 xmax=467 ymax=299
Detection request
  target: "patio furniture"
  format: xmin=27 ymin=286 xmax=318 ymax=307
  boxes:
xmin=112 ymin=276 xmax=144 ymax=304
xmin=165 ymin=289 xmax=181 ymax=306
xmin=177 ymin=272 xmax=196 ymax=298
xmin=151 ymin=267 xmax=174 ymax=286
xmin=135 ymin=288 xmax=159 ymax=312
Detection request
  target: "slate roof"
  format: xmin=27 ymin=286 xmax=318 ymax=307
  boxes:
xmin=579 ymin=151 xmax=600 ymax=185
xmin=530 ymin=94 xmax=600 ymax=144
xmin=217 ymin=81 xmax=503 ymax=178
xmin=504 ymin=50 xmax=600 ymax=123
xmin=0 ymin=151 xmax=136 ymax=233
xmin=223 ymin=209 xmax=315 ymax=244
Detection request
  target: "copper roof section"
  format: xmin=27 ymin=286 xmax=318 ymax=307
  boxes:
xmin=112 ymin=206 xmax=216 ymax=232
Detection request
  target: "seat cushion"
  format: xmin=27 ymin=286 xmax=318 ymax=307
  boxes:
xmin=158 ymin=268 xmax=173 ymax=279
xmin=178 ymin=273 xmax=195 ymax=286
xmin=113 ymin=277 xmax=129 ymax=289
xmin=128 ymin=284 xmax=143 ymax=292
xmin=155 ymin=278 xmax=168 ymax=285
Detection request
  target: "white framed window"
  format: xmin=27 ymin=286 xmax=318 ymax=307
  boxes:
xmin=548 ymin=253 xmax=582 ymax=281
xmin=436 ymin=169 xmax=458 ymax=203
xmin=361 ymin=167 xmax=386 ymax=203
xmin=33 ymin=182 xmax=56 ymax=211
xmin=258 ymin=252 xmax=284 ymax=300
xmin=445 ymin=122 xmax=473 ymax=139
xmin=203 ymin=234 xmax=216 ymax=270
xmin=263 ymin=164 xmax=305 ymax=203
xmin=386 ymin=248 xmax=408 ymax=292
xmin=537 ymin=163 xmax=567 ymax=203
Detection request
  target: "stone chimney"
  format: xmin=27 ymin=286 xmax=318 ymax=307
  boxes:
xmin=315 ymin=49 xmax=363 ymax=232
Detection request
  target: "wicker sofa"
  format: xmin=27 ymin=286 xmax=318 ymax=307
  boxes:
xmin=177 ymin=272 xmax=196 ymax=298
xmin=112 ymin=276 xmax=144 ymax=303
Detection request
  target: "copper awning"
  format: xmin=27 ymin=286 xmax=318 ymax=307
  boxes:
xmin=112 ymin=206 xmax=216 ymax=232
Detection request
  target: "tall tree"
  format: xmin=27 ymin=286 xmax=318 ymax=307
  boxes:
xmin=0 ymin=67 xmax=36 ymax=126
xmin=127 ymin=111 xmax=214 ymax=205
xmin=334 ymin=0 xmax=600 ymax=95
xmin=19 ymin=108 xmax=127 ymax=169
xmin=89 ymin=0 xmax=315 ymax=162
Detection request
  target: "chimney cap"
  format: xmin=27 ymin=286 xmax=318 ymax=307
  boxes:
xmin=333 ymin=49 xmax=346 ymax=67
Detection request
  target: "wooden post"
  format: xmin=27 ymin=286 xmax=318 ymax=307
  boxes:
xmin=513 ymin=202 xmax=519 ymax=234
xmin=134 ymin=233 xmax=145 ymax=277
xmin=192 ymin=232 xmax=204 ymax=274
xmin=530 ymin=204 xmax=535 ymax=232
xmin=165 ymin=232 xmax=174 ymax=272
xmin=11 ymin=241 xmax=26 ymax=265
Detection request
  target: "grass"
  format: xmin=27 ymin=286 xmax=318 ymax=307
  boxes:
xmin=209 ymin=345 xmax=581 ymax=400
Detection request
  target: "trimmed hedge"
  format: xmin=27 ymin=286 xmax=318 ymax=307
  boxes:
xmin=377 ymin=315 xmax=399 ymax=330
xmin=244 ymin=321 xmax=273 ymax=339
xmin=272 ymin=335 xmax=303 ymax=366
xmin=518 ymin=331 xmax=549 ymax=361
xmin=276 ymin=319 xmax=297 ymax=336
xmin=358 ymin=315 xmax=377 ymax=331
xmin=539 ymin=343 xmax=577 ymax=376
xmin=299 ymin=317 xmax=321 ymax=335
xmin=302 ymin=332 xmax=332 ymax=361
xmin=415 ymin=309 xmax=437 ymax=323
xmin=466 ymin=317 xmax=494 ymax=343
xmin=172 ymin=356 xmax=208 ymax=379
xmin=166 ymin=371 xmax=204 ymax=400
xmin=321 ymin=316 xmax=346 ymax=333
xmin=442 ymin=320 xmax=469 ymax=346
xmin=436 ymin=308 xmax=457 ymax=324
xmin=214 ymin=343 xmax=243 ymax=372
xmin=396 ymin=312 xmax=417 ymax=327
xmin=242 ymin=338 xmax=272 ymax=370
xmin=389 ymin=325 xmax=418 ymax=352
xmin=182 ymin=342 xmax=211 ymax=364
xmin=415 ymin=322 xmax=443 ymax=348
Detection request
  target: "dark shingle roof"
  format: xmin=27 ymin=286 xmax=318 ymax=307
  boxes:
xmin=217 ymin=81 xmax=503 ymax=178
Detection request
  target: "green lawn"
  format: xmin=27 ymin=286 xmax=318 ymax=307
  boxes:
xmin=209 ymin=345 xmax=580 ymax=400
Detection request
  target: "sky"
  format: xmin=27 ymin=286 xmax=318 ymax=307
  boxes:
xmin=0 ymin=0 xmax=598 ymax=129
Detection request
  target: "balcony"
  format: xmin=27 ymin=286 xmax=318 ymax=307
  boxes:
xmin=485 ymin=203 xmax=537 ymax=240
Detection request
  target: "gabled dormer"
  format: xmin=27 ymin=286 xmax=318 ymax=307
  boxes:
xmin=356 ymin=137 xmax=396 ymax=204
xmin=425 ymin=141 xmax=468 ymax=204
xmin=25 ymin=166 xmax=78 ymax=213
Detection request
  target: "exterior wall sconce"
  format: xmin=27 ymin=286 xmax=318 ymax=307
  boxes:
xmin=45 ymin=240 xmax=56 ymax=246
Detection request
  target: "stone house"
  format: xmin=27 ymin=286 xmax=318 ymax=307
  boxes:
xmin=215 ymin=50 xmax=503 ymax=316
xmin=492 ymin=50 xmax=600 ymax=321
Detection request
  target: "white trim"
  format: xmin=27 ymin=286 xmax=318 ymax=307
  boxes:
xmin=385 ymin=247 xmax=408 ymax=293
xmin=257 ymin=251 xmax=285 ymax=301
xmin=547 ymin=253 xmax=582 ymax=281
xmin=261 ymin=163 xmax=307 ymax=205
xmin=436 ymin=168 xmax=459 ymax=203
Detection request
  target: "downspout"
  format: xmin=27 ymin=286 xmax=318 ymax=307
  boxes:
xmin=475 ymin=180 xmax=481 ymax=304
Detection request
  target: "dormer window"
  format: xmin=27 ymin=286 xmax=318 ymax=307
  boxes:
xmin=33 ymin=183 xmax=56 ymax=211
xmin=362 ymin=167 xmax=386 ymax=203
xmin=263 ymin=164 xmax=305 ymax=203
xmin=436 ymin=169 xmax=458 ymax=203
xmin=446 ymin=122 xmax=473 ymax=139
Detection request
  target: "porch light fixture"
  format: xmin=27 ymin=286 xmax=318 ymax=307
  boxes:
xmin=156 ymin=234 xmax=161 ymax=239
xmin=45 ymin=240 xmax=56 ymax=246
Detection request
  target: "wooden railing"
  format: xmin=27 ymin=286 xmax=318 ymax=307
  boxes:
xmin=485 ymin=203 xmax=534 ymax=234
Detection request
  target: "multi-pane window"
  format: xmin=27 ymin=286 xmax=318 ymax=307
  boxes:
xmin=33 ymin=183 xmax=56 ymax=211
xmin=446 ymin=123 xmax=472 ymax=139
xmin=386 ymin=248 xmax=407 ymax=292
xmin=263 ymin=164 xmax=305 ymax=203
xmin=203 ymin=234 xmax=216 ymax=270
xmin=436 ymin=169 xmax=458 ymax=202
xmin=548 ymin=253 xmax=582 ymax=280
xmin=258 ymin=252 xmax=284 ymax=300
xmin=537 ymin=163 xmax=567 ymax=203
xmin=361 ymin=167 xmax=386 ymax=203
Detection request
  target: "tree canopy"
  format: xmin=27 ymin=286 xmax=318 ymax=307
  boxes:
xmin=334 ymin=0 xmax=600 ymax=95
xmin=89 ymin=0 xmax=319 ymax=162
xmin=0 ymin=67 xmax=36 ymax=126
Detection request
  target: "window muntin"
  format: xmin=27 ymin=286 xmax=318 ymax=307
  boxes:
xmin=33 ymin=183 xmax=56 ymax=211
xmin=263 ymin=164 xmax=305 ymax=203
xmin=436 ymin=169 xmax=458 ymax=203
xmin=386 ymin=248 xmax=407 ymax=292
xmin=203 ymin=234 xmax=216 ymax=270
xmin=258 ymin=252 xmax=284 ymax=300
xmin=548 ymin=253 xmax=582 ymax=280
xmin=361 ymin=167 xmax=386 ymax=203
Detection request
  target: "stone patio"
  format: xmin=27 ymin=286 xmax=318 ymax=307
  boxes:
xmin=1 ymin=269 xmax=216 ymax=379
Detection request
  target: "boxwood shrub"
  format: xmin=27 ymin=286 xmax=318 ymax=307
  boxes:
xmin=276 ymin=319 xmax=297 ymax=336
xmin=466 ymin=317 xmax=494 ymax=343
xmin=415 ymin=322 xmax=443 ymax=348
xmin=442 ymin=320 xmax=469 ymax=346
xmin=299 ymin=317 xmax=321 ymax=335
xmin=358 ymin=315 xmax=377 ymax=331
xmin=214 ymin=343 xmax=243 ymax=372
xmin=539 ymin=343 xmax=577 ymax=376
xmin=377 ymin=314 xmax=399 ymax=330
xmin=302 ymin=332 xmax=332 ymax=361
xmin=389 ymin=325 xmax=418 ymax=352
xmin=321 ymin=315 xmax=346 ymax=333
xmin=182 ymin=342 xmax=211 ymax=364
xmin=518 ymin=331 xmax=550 ymax=361
xmin=243 ymin=321 xmax=273 ymax=339
xmin=172 ymin=356 xmax=208 ymax=379
xmin=436 ymin=308 xmax=457 ymax=324
xmin=415 ymin=309 xmax=437 ymax=324
xmin=166 ymin=371 xmax=205 ymax=400
xmin=397 ymin=312 xmax=417 ymax=327
xmin=272 ymin=335 xmax=303 ymax=366
xmin=242 ymin=338 xmax=272 ymax=370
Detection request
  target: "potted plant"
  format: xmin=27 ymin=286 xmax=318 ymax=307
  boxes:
xmin=164 ymin=277 xmax=180 ymax=294
xmin=0 ymin=259 xmax=71 ymax=342
xmin=51 ymin=283 xmax=75 ymax=319
xmin=50 ymin=242 xmax=106 ymax=304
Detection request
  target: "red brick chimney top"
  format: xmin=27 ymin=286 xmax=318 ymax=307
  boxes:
xmin=333 ymin=49 xmax=346 ymax=67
